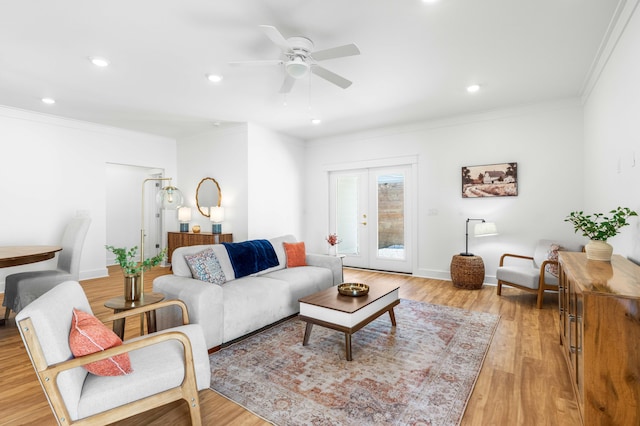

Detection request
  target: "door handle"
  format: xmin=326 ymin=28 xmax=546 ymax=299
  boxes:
xmin=361 ymin=221 xmax=367 ymax=225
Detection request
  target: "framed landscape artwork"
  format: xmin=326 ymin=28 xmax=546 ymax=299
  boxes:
xmin=462 ymin=162 xmax=518 ymax=198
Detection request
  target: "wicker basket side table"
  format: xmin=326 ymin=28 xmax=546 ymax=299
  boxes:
xmin=450 ymin=255 xmax=485 ymax=290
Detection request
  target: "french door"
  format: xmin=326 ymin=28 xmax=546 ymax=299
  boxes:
xmin=329 ymin=165 xmax=412 ymax=273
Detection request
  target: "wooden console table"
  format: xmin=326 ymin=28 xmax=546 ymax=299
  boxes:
xmin=558 ymin=252 xmax=640 ymax=425
xmin=167 ymin=232 xmax=232 ymax=264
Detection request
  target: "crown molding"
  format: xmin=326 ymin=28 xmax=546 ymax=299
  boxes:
xmin=581 ymin=0 xmax=640 ymax=103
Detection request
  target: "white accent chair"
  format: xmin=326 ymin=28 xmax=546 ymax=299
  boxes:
xmin=16 ymin=280 xmax=211 ymax=425
xmin=496 ymin=239 xmax=582 ymax=309
xmin=3 ymin=216 xmax=91 ymax=322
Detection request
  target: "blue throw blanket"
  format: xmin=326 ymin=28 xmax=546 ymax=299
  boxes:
xmin=222 ymin=239 xmax=279 ymax=279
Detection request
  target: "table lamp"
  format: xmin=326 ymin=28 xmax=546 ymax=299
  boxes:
xmin=178 ymin=207 xmax=192 ymax=232
xmin=210 ymin=206 xmax=225 ymax=234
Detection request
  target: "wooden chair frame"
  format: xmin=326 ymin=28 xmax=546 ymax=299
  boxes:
xmin=496 ymin=253 xmax=559 ymax=309
xmin=18 ymin=299 xmax=203 ymax=426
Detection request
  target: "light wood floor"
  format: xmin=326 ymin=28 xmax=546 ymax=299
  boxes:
xmin=0 ymin=266 xmax=580 ymax=426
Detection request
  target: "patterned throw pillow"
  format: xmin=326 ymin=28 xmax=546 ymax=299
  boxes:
xmin=545 ymin=243 xmax=562 ymax=277
xmin=185 ymin=248 xmax=226 ymax=284
xmin=69 ymin=308 xmax=133 ymax=376
xmin=283 ymin=241 xmax=307 ymax=267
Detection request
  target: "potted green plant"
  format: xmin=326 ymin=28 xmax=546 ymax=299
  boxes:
xmin=105 ymin=245 xmax=167 ymax=300
xmin=564 ymin=207 xmax=637 ymax=261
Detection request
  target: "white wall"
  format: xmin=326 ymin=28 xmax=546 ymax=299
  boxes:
xmin=177 ymin=124 xmax=250 ymax=241
xmin=305 ymin=100 xmax=586 ymax=282
xmin=0 ymin=106 xmax=177 ymax=290
xmin=247 ymin=124 xmax=306 ymax=240
xmin=583 ymin=5 xmax=640 ymax=263
xmin=176 ymin=123 xmax=306 ymax=243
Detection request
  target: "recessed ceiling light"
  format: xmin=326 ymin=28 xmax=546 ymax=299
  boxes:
xmin=311 ymin=118 xmax=322 ymax=125
xmin=466 ymin=84 xmax=480 ymax=93
xmin=89 ymin=56 xmax=110 ymax=67
xmin=423 ymin=0 xmax=439 ymax=3
xmin=41 ymin=97 xmax=56 ymax=105
xmin=206 ymin=74 xmax=223 ymax=83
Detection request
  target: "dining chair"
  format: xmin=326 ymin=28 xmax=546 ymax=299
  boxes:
xmin=3 ymin=216 xmax=91 ymax=322
xmin=16 ymin=280 xmax=210 ymax=425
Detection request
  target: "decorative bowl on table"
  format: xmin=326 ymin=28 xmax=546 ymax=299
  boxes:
xmin=337 ymin=283 xmax=369 ymax=297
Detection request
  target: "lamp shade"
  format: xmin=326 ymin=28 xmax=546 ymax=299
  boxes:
xmin=178 ymin=206 xmax=192 ymax=222
xmin=474 ymin=222 xmax=498 ymax=237
xmin=156 ymin=185 xmax=184 ymax=210
xmin=286 ymin=57 xmax=310 ymax=79
xmin=210 ymin=206 xmax=225 ymax=223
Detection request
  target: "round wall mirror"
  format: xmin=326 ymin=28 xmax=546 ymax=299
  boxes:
xmin=195 ymin=177 xmax=222 ymax=217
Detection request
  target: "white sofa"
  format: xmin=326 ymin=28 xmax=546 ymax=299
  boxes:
xmin=153 ymin=235 xmax=343 ymax=350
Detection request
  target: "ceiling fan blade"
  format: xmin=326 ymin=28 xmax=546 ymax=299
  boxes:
xmin=228 ymin=59 xmax=284 ymax=67
xmin=311 ymin=43 xmax=360 ymax=61
xmin=259 ymin=25 xmax=291 ymax=51
xmin=279 ymin=74 xmax=296 ymax=93
xmin=311 ymin=65 xmax=353 ymax=89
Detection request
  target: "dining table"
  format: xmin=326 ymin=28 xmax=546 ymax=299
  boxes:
xmin=0 ymin=246 xmax=63 ymax=268
xmin=0 ymin=245 xmax=62 ymax=325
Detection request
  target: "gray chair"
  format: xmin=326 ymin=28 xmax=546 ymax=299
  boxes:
xmin=3 ymin=216 xmax=91 ymax=321
xmin=496 ymin=239 xmax=582 ymax=308
xmin=16 ymin=280 xmax=210 ymax=425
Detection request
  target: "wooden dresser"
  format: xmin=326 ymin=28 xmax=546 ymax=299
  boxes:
xmin=558 ymin=252 xmax=640 ymax=425
xmin=167 ymin=232 xmax=233 ymax=264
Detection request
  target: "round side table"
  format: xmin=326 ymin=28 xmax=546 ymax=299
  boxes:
xmin=450 ymin=255 xmax=485 ymax=290
xmin=104 ymin=292 xmax=165 ymax=339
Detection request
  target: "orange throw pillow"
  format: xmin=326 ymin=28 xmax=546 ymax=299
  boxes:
xmin=69 ymin=308 xmax=133 ymax=376
xmin=284 ymin=242 xmax=306 ymax=267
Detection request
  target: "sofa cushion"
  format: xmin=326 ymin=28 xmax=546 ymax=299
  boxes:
xmin=69 ymin=308 xmax=133 ymax=376
xmin=257 ymin=234 xmax=297 ymax=275
xmin=171 ymin=244 xmax=235 ymax=281
xmin=263 ymin=266 xmax=334 ymax=306
xmin=284 ymin=241 xmax=307 ymax=267
xmin=184 ymin=248 xmax=226 ymax=285
xmin=221 ymin=276 xmax=292 ymax=342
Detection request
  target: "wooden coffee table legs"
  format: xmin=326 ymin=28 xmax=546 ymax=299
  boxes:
xmin=301 ymin=303 xmax=398 ymax=361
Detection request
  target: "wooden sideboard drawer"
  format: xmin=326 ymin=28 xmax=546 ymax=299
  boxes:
xmin=167 ymin=232 xmax=233 ymax=264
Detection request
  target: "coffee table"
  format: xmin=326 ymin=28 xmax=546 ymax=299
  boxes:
xmin=298 ymin=281 xmax=400 ymax=361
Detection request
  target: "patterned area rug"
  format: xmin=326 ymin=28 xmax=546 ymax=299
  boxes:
xmin=209 ymin=299 xmax=499 ymax=425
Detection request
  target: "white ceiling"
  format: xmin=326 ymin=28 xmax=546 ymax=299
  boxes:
xmin=0 ymin=0 xmax=622 ymax=140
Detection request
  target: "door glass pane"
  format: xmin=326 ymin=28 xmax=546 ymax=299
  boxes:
xmin=336 ymin=175 xmax=359 ymax=255
xmin=377 ymin=173 xmax=405 ymax=259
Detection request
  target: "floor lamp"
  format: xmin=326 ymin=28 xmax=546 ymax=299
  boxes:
xmin=451 ymin=218 xmax=498 ymax=290
xmin=140 ymin=177 xmax=183 ymax=289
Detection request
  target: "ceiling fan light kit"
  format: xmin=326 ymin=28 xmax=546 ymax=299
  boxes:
xmin=286 ymin=57 xmax=310 ymax=79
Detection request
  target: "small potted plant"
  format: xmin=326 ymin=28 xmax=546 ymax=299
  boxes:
xmin=564 ymin=207 xmax=637 ymax=261
xmin=105 ymin=245 xmax=167 ymax=300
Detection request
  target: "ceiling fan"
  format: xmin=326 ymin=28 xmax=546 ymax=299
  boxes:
xmin=230 ymin=25 xmax=360 ymax=93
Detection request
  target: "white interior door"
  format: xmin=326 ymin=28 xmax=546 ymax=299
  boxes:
xmin=329 ymin=165 xmax=412 ymax=273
